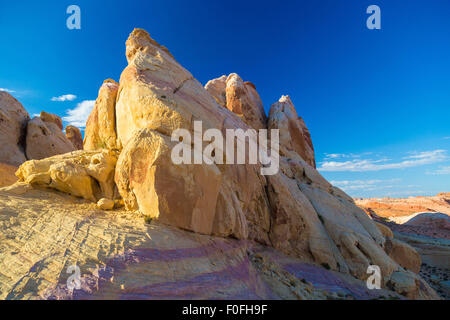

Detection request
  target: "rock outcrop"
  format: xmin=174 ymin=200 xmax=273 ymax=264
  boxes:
xmin=0 ymin=91 xmax=29 ymax=166
xmin=84 ymin=79 xmax=119 ymax=150
xmin=16 ymin=150 xmax=118 ymax=202
xmin=25 ymin=116 xmax=76 ymax=160
xmin=65 ymin=125 xmax=83 ymax=150
xmin=3 ymin=28 xmax=439 ymax=300
xmin=268 ymin=95 xmax=316 ymax=168
xmin=0 ymin=186 xmax=414 ymax=300
xmin=40 ymin=111 xmax=63 ymax=130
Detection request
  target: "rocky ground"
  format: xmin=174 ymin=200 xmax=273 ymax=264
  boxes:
xmin=0 ymin=184 xmax=402 ymax=300
xmin=0 ymin=28 xmax=442 ymax=300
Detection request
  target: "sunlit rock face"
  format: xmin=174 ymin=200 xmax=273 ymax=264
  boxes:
xmin=84 ymin=79 xmax=119 ymax=151
xmin=1 ymin=28 xmax=440 ymax=300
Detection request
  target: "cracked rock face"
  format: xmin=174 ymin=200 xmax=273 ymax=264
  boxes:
xmin=65 ymin=125 xmax=83 ymax=150
xmin=109 ymin=29 xmax=434 ymax=298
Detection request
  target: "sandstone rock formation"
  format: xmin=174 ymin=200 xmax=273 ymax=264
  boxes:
xmin=268 ymin=95 xmax=316 ymax=168
xmin=65 ymin=125 xmax=83 ymax=150
xmin=97 ymin=198 xmax=115 ymax=210
xmin=16 ymin=150 xmax=118 ymax=201
xmin=3 ymin=28 xmax=440 ymax=300
xmin=84 ymin=79 xmax=119 ymax=150
xmin=0 ymin=91 xmax=29 ymax=166
xmin=206 ymin=74 xmax=267 ymax=130
xmin=25 ymin=116 xmax=76 ymax=160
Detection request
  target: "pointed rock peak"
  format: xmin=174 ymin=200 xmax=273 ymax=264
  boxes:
xmin=102 ymin=79 xmax=119 ymax=87
xmin=125 ymin=28 xmax=174 ymax=63
xmin=270 ymin=95 xmax=298 ymax=118
xmin=268 ymin=95 xmax=316 ymax=168
xmin=205 ymin=73 xmax=266 ymax=129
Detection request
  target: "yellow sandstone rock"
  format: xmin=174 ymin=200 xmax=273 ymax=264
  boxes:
xmin=16 ymin=149 xmax=118 ymax=201
xmin=84 ymin=79 xmax=119 ymax=150
xmin=97 ymin=198 xmax=115 ymax=210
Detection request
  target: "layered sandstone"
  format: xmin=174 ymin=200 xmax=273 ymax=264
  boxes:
xmin=6 ymin=28 xmax=440 ymax=299
xmin=0 ymin=186 xmax=412 ymax=300
xmin=356 ymin=193 xmax=450 ymax=218
xmin=205 ymin=74 xmax=267 ymax=130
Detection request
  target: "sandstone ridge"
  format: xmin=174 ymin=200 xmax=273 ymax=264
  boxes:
xmin=4 ymin=28 xmax=440 ymax=300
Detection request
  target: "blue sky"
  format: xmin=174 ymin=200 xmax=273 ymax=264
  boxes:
xmin=1 ymin=0 xmax=449 ymax=198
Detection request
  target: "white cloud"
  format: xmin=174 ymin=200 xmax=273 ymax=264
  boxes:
xmin=51 ymin=94 xmax=77 ymax=102
xmin=0 ymin=88 xmax=15 ymax=93
xmin=331 ymin=179 xmax=401 ymax=191
xmin=319 ymin=150 xmax=447 ymax=172
xmin=62 ymin=100 xmax=95 ymax=128
xmin=323 ymin=152 xmax=373 ymax=160
xmin=426 ymin=166 xmax=450 ymax=175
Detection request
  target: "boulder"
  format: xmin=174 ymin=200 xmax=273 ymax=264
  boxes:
xmin=385 ymin=237 xmax=421 ymax=274
xmin=16 ymin=150 xmax=118 ymax=201
xmin=65 ymin=125 xmax=83 ymax=150
xmin=114 ymin=29 xmax=271 ymax=241
xmin=110 ymin=29 xmax=430 ymax=298
xmin=0 ymin=91 xmax=29 ymax=166
xmin=268 ymin=95 xmax=316 ymax=168
xmin=205 ymin=73 xmax=267 ymax=129
xmin=84 ymin=79 xmax=119 ymax=150
xmin=25 ymin=117 xmax=75 ymax=160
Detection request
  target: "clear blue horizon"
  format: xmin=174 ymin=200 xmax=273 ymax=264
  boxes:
xmin=1 ymin=0 xmax=449 ymax=198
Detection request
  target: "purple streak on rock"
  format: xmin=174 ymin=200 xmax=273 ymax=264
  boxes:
xmin=282 ymin=262 xmax=383 ymax=299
